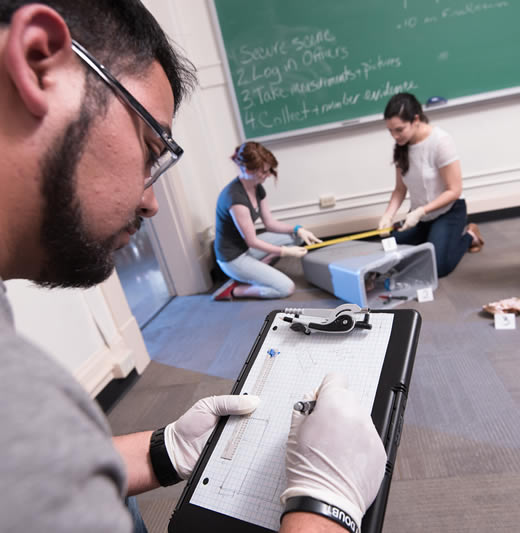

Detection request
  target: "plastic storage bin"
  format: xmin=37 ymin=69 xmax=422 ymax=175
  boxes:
xmin=302 ymin=240 xmax=437 ymax=308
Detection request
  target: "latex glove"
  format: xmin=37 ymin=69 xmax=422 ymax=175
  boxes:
xmin=281 ymin=373 xmax=387 ymax=529
xmin=399 ymin=206 xmax=426 ymax=231
xmin=297 ymin=227 xmax=322 ymax=245
xmin=377 ymin=213 xmax=394 ymax=236
xmin=164 ymin=395 xmax=259 ymax=479
xmin=281 ymin=245 xmax=308 ymax=258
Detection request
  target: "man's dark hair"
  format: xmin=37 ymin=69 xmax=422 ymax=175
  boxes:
xmin=0 ymin=0 xmax=196 ymax=111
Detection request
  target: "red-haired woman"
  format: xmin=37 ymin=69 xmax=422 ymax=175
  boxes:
xmin=212 ymin=142 xmax=320 ymax=300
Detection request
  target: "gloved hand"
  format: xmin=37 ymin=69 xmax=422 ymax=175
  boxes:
xmin=164 ymin=395 xmax=259 ymax=479
xmin=281 ymin=245 xmax=308 ymax=258
xmin=281 ymin=373 xmax=387 ymax=529
xmin=399 ymin=206 xmax=426 ymax=231
xmin=296 ymin=227 xmax=322 ymax=245
xmin=377 ymin=213 xmax=394 ymax=236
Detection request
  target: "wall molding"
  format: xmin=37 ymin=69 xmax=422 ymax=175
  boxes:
xmin=74 ymin=327 xmax=141 ymax=398
xmin=75 ymin=345 xmax=121 ymax=398
xmin=70 ymin=275 xmax=154 ymax=398
xmin=198 ymin=62 xmax=226 ymax=89
xmin=462 ymin=167 xmax=520 ymax=190
xmin=266 ymin=167 xmax=520 ymax=223
xmin=99 ymin=275 xmax=151 ymax=374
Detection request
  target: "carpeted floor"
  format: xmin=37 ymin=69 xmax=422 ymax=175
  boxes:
xmin=108 ymin=216 xmax=520 ymax=532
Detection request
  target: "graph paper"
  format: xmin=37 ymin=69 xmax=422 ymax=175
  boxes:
xmin=190 ymin=311 xmax=394 ymax=530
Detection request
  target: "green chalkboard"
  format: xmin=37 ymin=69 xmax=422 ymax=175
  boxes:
xmin=211 ymin=0 xmax=520 ymax=141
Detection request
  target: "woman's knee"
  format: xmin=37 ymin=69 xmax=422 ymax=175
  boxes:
xmin=280 ymin=279 xmax=295 ymax=298
xmin=434 ymin=242 xmax=466 ymax=278
xmin=436 ymin=253 xmax=461 ymax=278
xmin=264 ymin=279 xmax=294 ymax=299
xmin=437 ymin=261 xmax=454 ymax=278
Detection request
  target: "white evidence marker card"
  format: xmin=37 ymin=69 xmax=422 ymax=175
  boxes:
xmin=494 ymin=313 xmax=516 ymax=330
xmin=416 ymin=287 xmax=434 ymax=303
xmin=382 ymin=237 xmax=397 ymax=252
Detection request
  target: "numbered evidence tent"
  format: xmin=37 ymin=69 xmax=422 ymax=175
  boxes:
xmin=211 ymin=0 xmax=520 ymax=141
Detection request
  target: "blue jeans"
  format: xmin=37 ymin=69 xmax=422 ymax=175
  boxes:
xmin=217 ymin=232 xmax=298 ymax=298
xmin=393 ymin=199 xmax=473 ymax=278
xmin=126 ymin=496 xmax=148 ymax=533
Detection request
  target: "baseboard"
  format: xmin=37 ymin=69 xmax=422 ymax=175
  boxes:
xmin=95 ymin=370 xmax=139 ymax=414
xmin=315 ymin=206 xmax=519 ymax=242
xmin=468 ymin=205 xmax=520 ymax=224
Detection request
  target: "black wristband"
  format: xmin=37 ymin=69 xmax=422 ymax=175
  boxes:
xmin=149 ymin=427 xmax=183 ymax=487
xmin=281 ymin=496 xmax=359 ymax=533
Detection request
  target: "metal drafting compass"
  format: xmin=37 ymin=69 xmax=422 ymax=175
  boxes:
xmin=282 ymin=304 xmax=372 ymax=335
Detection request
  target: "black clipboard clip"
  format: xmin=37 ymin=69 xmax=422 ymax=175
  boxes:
xmin=282 ymin=304 xmax=372 ymax=335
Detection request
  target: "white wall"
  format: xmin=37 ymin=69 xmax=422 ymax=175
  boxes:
xmin=7 ymin=279 xmax=107 ymax=373
xmin=6 ymin=274 xmax=150 ymax=397
xmin=147 ymin=0 xmax=520 ymax=246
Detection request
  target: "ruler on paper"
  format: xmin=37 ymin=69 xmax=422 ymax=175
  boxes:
xmin=221 ymin=352 xmax=278 ymax=460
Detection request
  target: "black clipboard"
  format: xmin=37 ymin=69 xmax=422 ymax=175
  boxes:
xmin=169 ymin=308 xmax=421 ymax=533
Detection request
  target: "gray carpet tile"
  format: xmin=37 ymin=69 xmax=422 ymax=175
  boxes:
xmin=385 ymin=473 xmax=520 ymax=532
xmin=142 ymin=255 xmax=340 ymax=380
xmin=108 ymin=363 xmax=234 ymax=434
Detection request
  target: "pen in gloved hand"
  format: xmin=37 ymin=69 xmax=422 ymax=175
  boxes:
xmin=293 ymin=400 xmax=316 ymax=415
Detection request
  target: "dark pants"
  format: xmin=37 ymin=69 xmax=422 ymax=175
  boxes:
xmin=393 ymin=199 xmax=473 ymax=278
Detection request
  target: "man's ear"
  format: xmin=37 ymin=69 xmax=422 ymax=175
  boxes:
xmin=4 ymin=4 xmax=72 ymax=117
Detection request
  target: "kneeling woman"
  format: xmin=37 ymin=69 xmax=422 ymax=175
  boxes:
xmin=378 ymin=93 xmax=484 ymax=278
xmin=213 ymin=142 xmax=320 ymax=300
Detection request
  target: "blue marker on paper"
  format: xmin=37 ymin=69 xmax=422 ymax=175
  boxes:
xmin=267 ymin=348 xmax=279 ymax=357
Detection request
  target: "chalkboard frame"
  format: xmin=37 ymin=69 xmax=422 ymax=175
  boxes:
xmin=210 ymin=1 xmax=520 ymax=143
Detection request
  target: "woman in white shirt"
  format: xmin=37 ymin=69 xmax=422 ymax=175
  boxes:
xmin=378 ymin=93 xmax=484 ymax=277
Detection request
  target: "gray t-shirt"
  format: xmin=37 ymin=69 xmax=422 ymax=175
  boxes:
xmin=214 ymin=177 xmax=267 ymax=262
xmin=0 ymin=279 xmax=132 ymax=532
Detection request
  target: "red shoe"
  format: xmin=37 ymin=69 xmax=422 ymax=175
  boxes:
xmin=211 ymin=279 xmax=238 ymax=301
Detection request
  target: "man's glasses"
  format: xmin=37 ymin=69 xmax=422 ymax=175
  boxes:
xmin=71 ymin=40 xmax=183 ymax=189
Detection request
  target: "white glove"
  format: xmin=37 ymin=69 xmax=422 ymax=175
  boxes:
xmin=297 ymin=227 xmax=322 ymax=245
xmin=281 ymin=245 xmax=308 ymax=258
xmin=164 ymin=395 xmax=259 ymax=479
xmin=281 ymin=373 xmax=387 ymax=529
xmin=377 ymin=213 xmax=394 ymax=236
xmin=399 ymin=206 xmax=426 ymax=231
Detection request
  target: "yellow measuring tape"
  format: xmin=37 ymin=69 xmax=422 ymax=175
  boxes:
xmin=305 ymin=227 xmax=394 ymax=251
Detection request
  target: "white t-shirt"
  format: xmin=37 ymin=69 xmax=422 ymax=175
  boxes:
xmin=402 ymin=126 xmax=461 ymax=221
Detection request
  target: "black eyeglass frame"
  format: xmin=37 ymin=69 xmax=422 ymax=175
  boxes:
xmin=71 ymin=39 xmax=183 ymax=189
